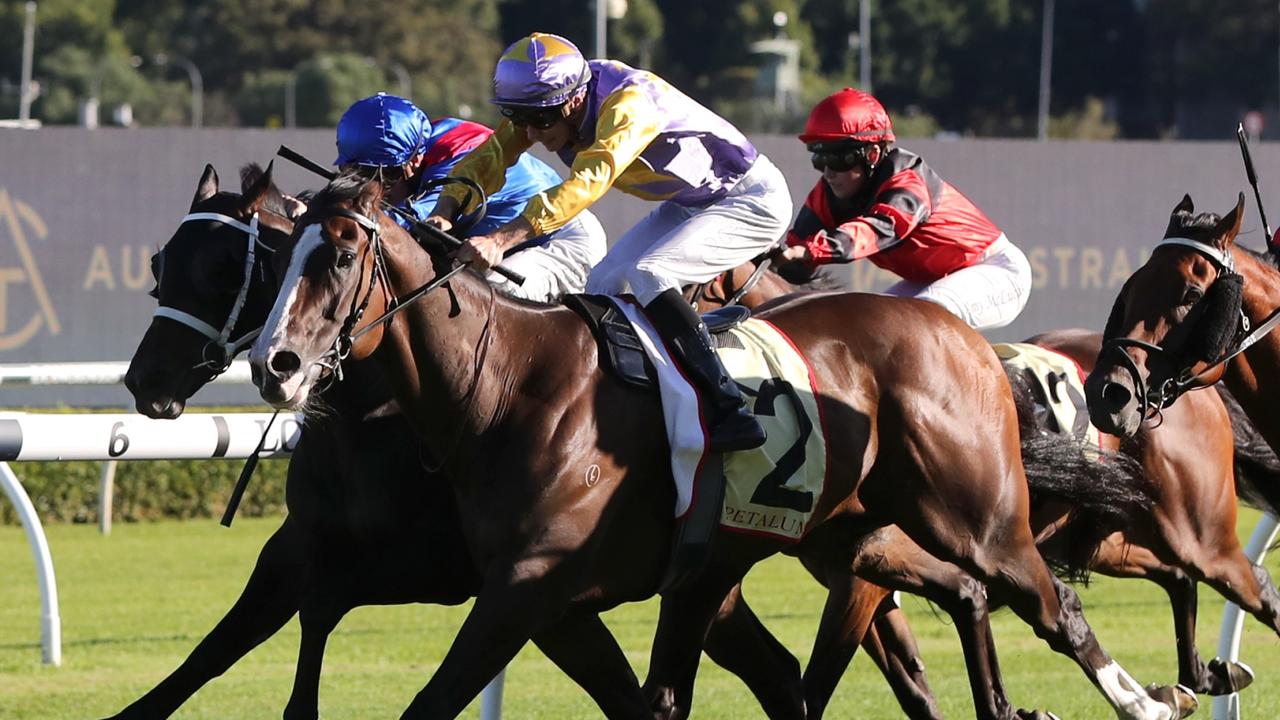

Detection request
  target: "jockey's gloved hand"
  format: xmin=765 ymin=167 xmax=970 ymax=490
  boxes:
xmin=776 ymin=258 xmax=818 ymax=285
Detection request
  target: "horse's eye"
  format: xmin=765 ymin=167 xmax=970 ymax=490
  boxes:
xmin=336 ymin=250 xmax=357 ymax=269
xmin=1182 ymin=287 xmax=1204 ymax=305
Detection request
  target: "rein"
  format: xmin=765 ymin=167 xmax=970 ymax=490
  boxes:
xmin=690 ymin=255 xmax=776 ymax=308
xmin=153 ymin=211 xmax=275 ymax=375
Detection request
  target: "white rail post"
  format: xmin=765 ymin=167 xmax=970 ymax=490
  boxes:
xmin=98 ymin=460 xmax=117 ymax=535
xmin=0 ymin=461 xmax=61 ymax=665
xmin=480 ymin=670 xmax=505 ymax=720
xmin=1213 ymin=512 xmax=1280 ymax=720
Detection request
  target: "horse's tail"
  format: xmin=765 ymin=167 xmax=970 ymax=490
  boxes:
xmin=1008 ymin=370 xmax=1155 ymax=583
xmin=1217 ymin=385 xmax=1280 ymax=518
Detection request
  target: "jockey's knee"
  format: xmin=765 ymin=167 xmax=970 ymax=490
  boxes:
xmin=628 ymin=265 xmax=681 ymax=306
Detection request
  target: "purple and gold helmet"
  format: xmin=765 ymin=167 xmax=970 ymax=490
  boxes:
xmin=335 ymin=93 xmax=430 ymax=167
xmin=491 ymin=32 xmax=591 ymax=108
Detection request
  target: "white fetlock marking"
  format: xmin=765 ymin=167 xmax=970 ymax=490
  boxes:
xmin=1095 ymin=662 xmax=1173 ymax=720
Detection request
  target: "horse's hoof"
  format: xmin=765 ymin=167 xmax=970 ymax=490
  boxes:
xmin=1015 ymin=709 xmax=1061 ymax=720
xmin=1206 ymin=657 xmax=1255 ymax=694
xmin=1145 ymin=683 xmax=1198 ymax=719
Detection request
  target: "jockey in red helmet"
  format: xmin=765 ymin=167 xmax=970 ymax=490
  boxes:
xmin=779 ymin=88 xmax=1032 ymax=331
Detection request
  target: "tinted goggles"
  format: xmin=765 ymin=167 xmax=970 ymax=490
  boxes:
xmin=342 ymin=163 xmax=408 ymax=185
xmin=808 ymin=141 xmax=870 ymax=172
xmin=498 ymin=104 xmax=565 ymax=130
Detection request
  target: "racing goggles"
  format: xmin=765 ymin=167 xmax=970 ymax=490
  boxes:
xmin=808 ymin=143 xmax=868 ymax=173
xmin=342 ymin=163 xmax=408 ymax=185
xmin=498 ymin=103 xmax=566 ymax=130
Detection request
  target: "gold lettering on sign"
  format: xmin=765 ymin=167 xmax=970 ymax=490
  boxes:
xmin=0 ymin=188 xmax=60 ymax=351
xmin=83 ymin=246 xmax=116 ymax=290
xmin=82 ymin=245 xmax=158 ymax=291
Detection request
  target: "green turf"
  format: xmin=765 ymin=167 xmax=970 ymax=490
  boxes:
xmin=3 ymin=510 xmax=1280 ymax=719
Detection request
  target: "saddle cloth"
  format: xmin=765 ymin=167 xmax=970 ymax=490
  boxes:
xmin=565 ymin=294 xmax=827 ymax=542
xmin=993 ymin=342 xmax=1102 ymax=450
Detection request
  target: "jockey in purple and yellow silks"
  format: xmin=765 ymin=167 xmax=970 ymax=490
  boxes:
xmin=332 ymin=93 xmax=606 ymax=302
xmin=429 ymin=33 xmax=793 ymax=454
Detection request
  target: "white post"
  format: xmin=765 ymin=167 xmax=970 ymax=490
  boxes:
xmin=98 ymin=460 xmax=117 ymax=535
xmin=0 ymin=461 xmax=61 ymax=666
xmin=859 ymin=0 xmax=871 ymax=92
xmin=19 ymin=2 xmax=36 ymax=122
xmin=1213 ymin=513 xmax=1280 ymax=720
xmin=1037 ymin=0 xmax=1055 ymax=141
xmin=480 ymin=670 xmax=505 ymax=720
xmin=594 ymin=0 xmax=607 ymax=59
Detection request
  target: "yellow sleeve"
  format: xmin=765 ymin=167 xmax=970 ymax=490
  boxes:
xmin=439 ymin=120 xmax=533 ymax=214
xmin=520 ymin=85 xmax=662 ymax=235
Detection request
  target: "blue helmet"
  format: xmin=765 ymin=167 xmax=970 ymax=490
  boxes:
xmin=335 ymin=93 xmax=430 ymax=167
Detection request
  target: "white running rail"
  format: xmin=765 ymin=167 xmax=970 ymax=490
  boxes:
xmin=1213 ymin=512 xmax=1280 ymax=720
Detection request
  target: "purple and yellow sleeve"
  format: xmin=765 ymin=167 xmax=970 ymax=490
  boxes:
xmin=519 ymin=85 xmax=662 ymax=235
xmin=439 ymin=120 xmax=533 ymax=215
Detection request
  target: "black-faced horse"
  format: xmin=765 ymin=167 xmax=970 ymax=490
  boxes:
xmin=248 ymin=174 xmax=1188 ymax=720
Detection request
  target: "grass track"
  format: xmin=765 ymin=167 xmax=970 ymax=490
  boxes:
xmin=3 ymin=510 xmax=1280 ymax=719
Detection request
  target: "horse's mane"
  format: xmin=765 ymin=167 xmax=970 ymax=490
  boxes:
xmin=1167 ymin=208 xmax=1222 ymax=235
xmin=1167 ymin=206 xmax=1280 ymax=271
xmin=309 ymin=171 xmax=374 ymax=210
xmin=1236 ymin=244 xmax=1280 ymax=271
xmin=239 ymin=162 xmax=295 ymax=218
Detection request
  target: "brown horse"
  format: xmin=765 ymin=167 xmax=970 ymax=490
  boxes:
xmin=248 ymin=174 xmax=1190 ymax=720
xmin=699 ymin=265 xmax=1278 ymax=713
xmin=1086 ymin=193 xmax=1280 ymax=688
xmin=114 ymin=164 xmax=815 ymax=719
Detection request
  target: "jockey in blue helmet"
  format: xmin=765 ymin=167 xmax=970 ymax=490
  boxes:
xmin=428 ymin=34 xmax=794 ymax=453
xmin=332 ymin=92 xmax=606 ymax=301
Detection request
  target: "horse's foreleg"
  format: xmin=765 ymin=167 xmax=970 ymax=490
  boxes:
xmin=863 ymin=602 xmax=944 ymax=720
xmin=702 ymin=584 xmax=806 ymax=719
xmin=1195 ymin=554 xmax=1280 ymax=694
xmin=643 ymin=562 xmax=752 ymax=720
xmin=282 ymin=598 xmax=349 ymax=720
xmin=400 ymin=566 xmax=594 ymax=720
xmin=104 ymin=522 xmax=305 ymax=720
xmin=532 ymin=612 xmax=652 ymax=719
xmin=801 ymin=573 xmax=889 ymax=719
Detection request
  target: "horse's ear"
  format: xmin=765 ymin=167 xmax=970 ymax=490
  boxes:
xmin=354 ymin=178 xmax=382 ymax=217
xmin=239 ymin=160 xmax=275 ymax=214
xmin=1216 ymin=192 xmax=1246 ymax=248
xmin=191 ymin=164 xmax=219 ymax=210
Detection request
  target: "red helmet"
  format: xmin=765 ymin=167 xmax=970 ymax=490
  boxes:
xmin=799 ymin=88 xmax=894 ymax=145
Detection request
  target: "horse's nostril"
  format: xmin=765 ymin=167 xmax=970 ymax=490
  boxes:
xmin=270 ymin=351 xmax=301 ymax=376
xmin=1100 ymin=381 xmax=1132 ymax=409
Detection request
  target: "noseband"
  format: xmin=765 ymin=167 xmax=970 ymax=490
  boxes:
xmin=1099 ymin=236 xmax=1255 ymax=420
xmin=153 ymin=212 xmax=275 ymax=375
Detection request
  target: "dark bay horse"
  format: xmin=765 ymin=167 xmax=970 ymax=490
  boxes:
xmin=115 ymin=164 xmax=817 ymax=719
xmin=699 ymin=265 xmax=1278 ymax=712
xmin=248 ymin=174 xmax=1190 ymax=720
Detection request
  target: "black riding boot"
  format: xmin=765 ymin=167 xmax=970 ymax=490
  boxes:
xmin=645 ymin=288 xmax=766 ymax=453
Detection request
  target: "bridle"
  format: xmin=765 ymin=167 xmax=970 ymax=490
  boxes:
xmin=688 ymin=254 xmax=776 ymax=308
xmin=153 ymin=211 xmax=276 ymax=376
xmin=1099 ymin=235 xmax=1280 ymax=420
xmin=302 ymin=202 xmax=494 ymax=471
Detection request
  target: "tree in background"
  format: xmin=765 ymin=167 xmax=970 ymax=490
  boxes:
xmin=2 ymin=0 xmax=1278 ymax=138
